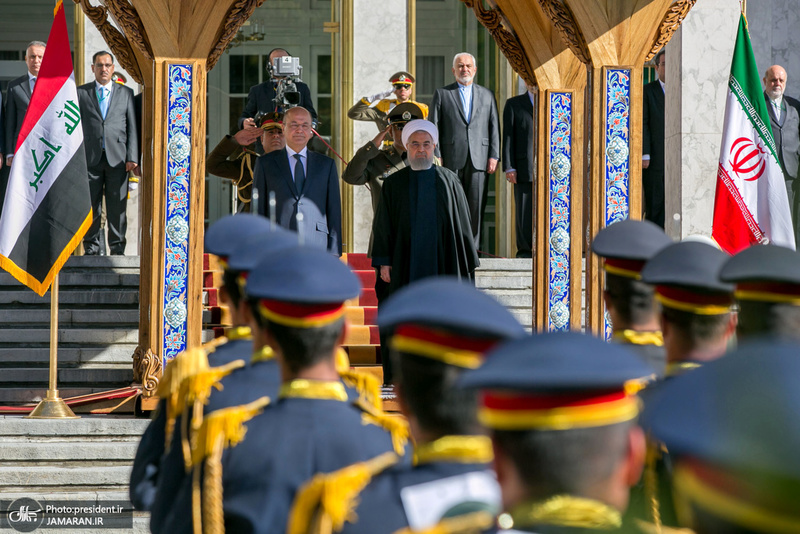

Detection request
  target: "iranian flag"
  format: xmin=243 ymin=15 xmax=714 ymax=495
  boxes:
xmin=0 ymin=0 xmax=91 ymax=296
xmin=712 ymin=14 xmax=795 ymax=253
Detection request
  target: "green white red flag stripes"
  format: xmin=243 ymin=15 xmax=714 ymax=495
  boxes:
xmin=712 ymin=15 xmax=795 ymax=253
xmin=0 ymin=0 xmax=91 ymax=296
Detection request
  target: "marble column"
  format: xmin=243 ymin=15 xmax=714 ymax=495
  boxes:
xmin=350 ymin=0 xmax=407 ymax=253
xmin=664 ymin=1 xmax=739 ymax=239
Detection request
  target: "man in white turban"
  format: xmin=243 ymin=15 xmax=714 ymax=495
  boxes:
xmin=372 ymin=119 xmax=479 ymax=375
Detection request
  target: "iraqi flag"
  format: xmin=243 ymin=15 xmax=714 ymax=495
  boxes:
xmin=712 ymin=15 xmax=795 ymax=253
xmin=0 ymin=0 xmax=91 ymax=296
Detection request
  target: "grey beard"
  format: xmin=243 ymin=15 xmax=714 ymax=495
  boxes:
xmin=409 ymin=155 xmax=434 ymax=171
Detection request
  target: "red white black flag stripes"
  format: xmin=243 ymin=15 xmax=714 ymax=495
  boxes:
xmin=0 ymin=0 xmax=91 ymax=296
xmin=712 ymin=15 xmax=795 ymax=253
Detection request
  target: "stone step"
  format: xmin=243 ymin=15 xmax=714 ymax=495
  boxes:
xmin=0 ymin=272 xmax=139 ymax=288
xmin=0 ymin=465 xmax=133 ymax=488
xmin=61 ymin=255 xmax=141 ymax=270
xmin=476 ymin=258 xmax=532 ymax=271
xmin=482 ymin=290 xmax=533 ymax=307
xmin=475 ymin=275 xmax=533 ymax=290
xmin=0 ymin=441 xmax=139 ymax=461
xmin=0 ymin=416 xmax=149 ymax=436
xmin=0 ymin=309 xmax=139 ymax=326
xmin=0 ymin=328 xmax=138 ymax=345
xmin=0 ymin=346 xmax=136 ymax=366
xmin=0 ymin=290 xmax=138 ymax=306
xmin=0 ymin=368 xmax=134 ymax=386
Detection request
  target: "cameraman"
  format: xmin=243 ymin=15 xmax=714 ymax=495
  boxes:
xmin=239 ymin=48 xmax=317 ymax=130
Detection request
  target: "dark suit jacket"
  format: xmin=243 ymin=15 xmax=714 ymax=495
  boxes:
xmin=642 ymin=80 xmax=665 ymax=171
xmin=238 ymin=80 xmax=317 ymax=129
xmin=77 ymin=82 xmax=139 ymax=168
xmin=253 ymin=147 xmax=341 ymax=254
xmin=502 ymin=93 xmax=536 ymax=182
xmin=429 ymin=82 xmax=500 ymax=172
xmin=765 ymin=92 xmax=800 ymax=180
xmin=5 ymin=74 xmax=32 ymax=155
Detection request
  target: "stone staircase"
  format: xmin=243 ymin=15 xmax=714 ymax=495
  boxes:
xmin=0 ymin=256 xmax=140 ymax=407
xmin=0 ymin=415 xmax=150 ymax=532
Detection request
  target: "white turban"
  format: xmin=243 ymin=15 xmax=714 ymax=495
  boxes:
xmin=402 ymin=119 xmax=439 ymax=147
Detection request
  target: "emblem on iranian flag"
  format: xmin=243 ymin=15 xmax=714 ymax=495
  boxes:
xmin=712 ymin=15 xmax=795 ymax=253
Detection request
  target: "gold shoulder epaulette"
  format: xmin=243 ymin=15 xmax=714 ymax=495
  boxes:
xmin=190 ymin=397 xmax=271 ymax=534
xmin=158 ymin=346 xmax=210 ymax=447
xmin=356 ymin=398 xmax=409 ymax=455
xmin=392 ymin=511 xmax=495 ymax=534
xmin=336 ymin=349 xmax=382 ymax=411
xmin=412 ymin=100 xmax=430 ymax=119
xmin=374 ymin=99 xmax=393 ymax=114
xmin=287 ymin=451 xmax=399 ymax=534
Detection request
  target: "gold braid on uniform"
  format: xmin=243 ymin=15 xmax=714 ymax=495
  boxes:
xmin=335 ymin=348 xmax=382 ymax=410
xmin=236 ymin=150 xmax=256 ymax=205
xmin=413 ymin=435 xmax=493 ymax=465
xmin=391 ymin=511 xmax=495 ymax=534
xmin=190 ymin=397 xmax=271 ymax=534
xmin=665 ymin=362 xmax=701 ymax=377
xmin=287 ymin=451 xmax=399 ymax=534
xmin=226 ymin=325 xmax=252 ymax=341
xmin=356 ymin=397 xmax=409 ymax=455
xmin=612 ymin=330 xmax=664 ymax=347
xmin=180 ymin=359 xmax=247 ymax=471
xmin=644 ymin=439 xmax=665 ymax=533
xmin=508 ymin=495 xmax=622 ymax=530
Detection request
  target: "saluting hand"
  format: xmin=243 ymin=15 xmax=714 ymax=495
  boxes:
xmin=372 ymin=125 xmax=392 ymax=148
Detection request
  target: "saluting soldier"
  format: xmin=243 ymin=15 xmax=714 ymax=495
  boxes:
xmin=719 ymin=243 xmax=800 ymax=341
xmin=288 ymin=278 xmax=526 ymax=533
xmin=626 ymin=240 xmax=736 ymax=528
xmin=591 ymin=219 xmax=674 ymax=377
xmin=460 ymin=332 xmax=654 ymax=533
xmin=130 ymin=213 xmax=274 ymax=516
xmin=348 ymin=71 xmax=429 ymax=132
xmin=178 ymin=245 xmax=407 ymax=534
xmin=642 ymin=339 xmax=800 ymax=532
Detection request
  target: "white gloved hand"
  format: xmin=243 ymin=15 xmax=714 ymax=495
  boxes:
xmin=364 ymin=89 xmax=394 ymax=104
xmin=128 ymin=176 xmax=139 ymax=192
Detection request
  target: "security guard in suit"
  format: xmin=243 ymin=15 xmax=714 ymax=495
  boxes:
xmin=348 ymin=72 xmax=429 ymax=132
xmin=719 ymin=243 xmax=800 ymax=341
xmin=641 ymin=339 xmax=800 ymax=532
xmin=460 ymin=332 xmax=654 ymax=534
xmin=170 ymin=245 xmax=407 ymax=534
xmin=132 ymin=214 xmax=274 ymax=516
xmin=591 ymin=219 xmax=674 ymax=377
xmin=287 ymin=278 xmax=526 ymax=534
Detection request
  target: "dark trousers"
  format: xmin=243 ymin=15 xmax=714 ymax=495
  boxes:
xmin=456 ymin=155 xmax=489 ymax=251
xmin=514 ymin=181 xmax=533 ymax=258
xmin=643 ymin=166 xmax=665 ymax=229
xmin=84 ymin=152 xmax=128 ymax=255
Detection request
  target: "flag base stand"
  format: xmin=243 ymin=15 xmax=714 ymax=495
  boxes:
xmin=26 ymin=390 xmax=79 ymax=419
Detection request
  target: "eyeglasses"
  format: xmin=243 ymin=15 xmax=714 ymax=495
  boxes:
xmin=287 ymin=123 xmax=312 ymax=131
xmin=394 ymin=84 xmax=411 ymax=90
xmin=94 ymin=63 xmax=113 ymax=69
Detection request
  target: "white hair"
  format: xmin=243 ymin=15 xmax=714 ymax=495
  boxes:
xmin=452 ymin=52 xmax=476 ymax=69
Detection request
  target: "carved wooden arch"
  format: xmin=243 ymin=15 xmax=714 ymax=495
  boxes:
xmin=208 ymin=0 xmax=267 ymax=71
xmin=101 ymin=0 xmax=154 ymax=61
xmin=460 ymin=0 xmax=537 ymax=86
xmin=646 ymin=0 xmax=697 ymax=61
xmin=537 ymin=0 xmax=591 ymax=65
xmin=73 ymin=0 xmax=145 ymax=83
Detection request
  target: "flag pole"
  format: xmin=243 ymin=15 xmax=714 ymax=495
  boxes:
xmin=27 ymin=274 xmax=78 ymax=418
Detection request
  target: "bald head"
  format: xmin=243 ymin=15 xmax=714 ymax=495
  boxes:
xmin=282 ymin=106 xmax=313 ymax=151
xmin=764 ymin=65 xmax=787 ymax=100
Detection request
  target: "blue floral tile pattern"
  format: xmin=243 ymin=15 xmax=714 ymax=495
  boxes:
xmin=163 ymin=64 xmax=192 ymax=365
xmin=548 ymin=92 xmax=572 ymax=331
xmin=604 ymin=68 xmax=631 ymax=339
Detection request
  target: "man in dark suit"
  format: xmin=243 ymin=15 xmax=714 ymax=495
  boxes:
xmin=642 ymin=49 xmax=666 ymax=228
xmin=239 ymin=48 xmax=317 ymax=130
xmin=763 ymin=64 xmax=800 ymax=247
xmin=502 ymin=84 xmax=536 ymax=258
xmin=253 ymin=106 xmax=341 ymax=255
xmin=5 ymin=41 xmax=45 ymax=168
xmin=77 ymin=51 xmax=139 ymax=255
xmin=429 ymin=53 xmax=500 ymax=250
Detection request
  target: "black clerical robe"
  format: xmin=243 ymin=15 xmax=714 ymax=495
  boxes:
xmin=371 ymin=165 xmax=478 ymax=300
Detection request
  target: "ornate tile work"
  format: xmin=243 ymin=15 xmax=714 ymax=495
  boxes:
xmin=548 ymin=92 xmax=572 ymax=331
xmin=604 ymin=68 xmax=632 ymax=339
xmin=163 ymin=64 xmax=192 ymax=364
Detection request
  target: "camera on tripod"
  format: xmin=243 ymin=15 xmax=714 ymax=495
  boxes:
xmin=270 ymin=56 xmax=303 ymax=108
